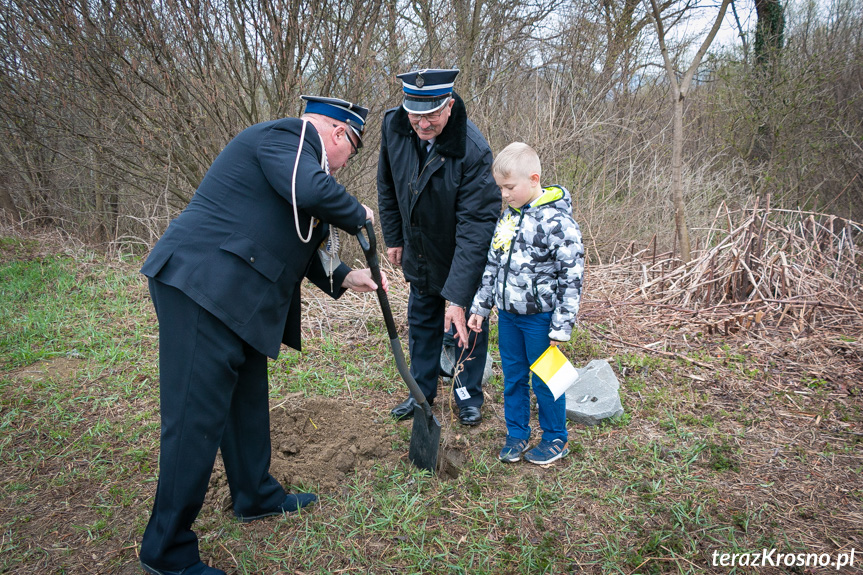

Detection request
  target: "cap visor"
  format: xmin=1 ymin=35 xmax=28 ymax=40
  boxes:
xmin=402 ymin=95 xmax=450 ymax=114
xmin=348 ymin=126 xmax=364 ymax=148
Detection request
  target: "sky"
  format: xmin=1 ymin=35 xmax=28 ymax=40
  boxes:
xmin=669 ymin=0 xmax=756 ymax=53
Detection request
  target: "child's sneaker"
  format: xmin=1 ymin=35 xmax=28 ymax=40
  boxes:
xmin=524 ymin=438 xmax=569 ymax=465
xmin=498 ymin=436 xmax=530 ymax=462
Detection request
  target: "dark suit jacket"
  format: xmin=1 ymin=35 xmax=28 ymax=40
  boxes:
xmin=141 ymin=118 xmax=367 ymax=358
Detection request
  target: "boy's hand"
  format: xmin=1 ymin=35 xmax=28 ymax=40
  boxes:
xmin=549 ymin=340 xmax=562 ymax=347
xmin=467 ymin=313 xmax=484 ymax=333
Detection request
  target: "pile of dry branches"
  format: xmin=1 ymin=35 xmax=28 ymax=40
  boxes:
xmin=581 ymin=200 xmax=863 ymax=387
xmin=590 ymin=199 xmax=863 ymax=338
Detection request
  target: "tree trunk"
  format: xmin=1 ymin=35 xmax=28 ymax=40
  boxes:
xmin=751 ymin=0 xmax=785 ymax=161
xmin=755 ymin=0 xmax=785 ymax=70
xmin=671 ymin=93 xmax=691 ymax=262
xmin=454 ymin=0 xmax=484 ymax=100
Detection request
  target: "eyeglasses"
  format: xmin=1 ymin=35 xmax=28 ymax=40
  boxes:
xmin=334 ymin=124 xmax=359 ymax=159
xmin=407 ymin=108 xmax=447 ymax=122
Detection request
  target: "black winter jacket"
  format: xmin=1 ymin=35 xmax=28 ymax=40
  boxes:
xmin=376 ymin=93 xmax=501 ymax=306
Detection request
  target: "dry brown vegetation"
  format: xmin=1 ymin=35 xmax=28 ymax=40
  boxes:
xmin=2 ymin=0 xmax=862 ymax=258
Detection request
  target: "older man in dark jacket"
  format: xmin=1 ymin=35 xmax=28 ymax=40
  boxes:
xmin=377 ymin=69 xmax=500 ymax=426
xmin=139 ymin=96 xmax=381 ymax=575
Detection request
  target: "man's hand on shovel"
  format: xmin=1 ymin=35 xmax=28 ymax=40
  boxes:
xmin=444 ymin=304 xmax=470 ymax=348
xmin=340 ymin=208 xmax=385 ymax=293
xmin=342 ymin=268 xmax=388 ymax=293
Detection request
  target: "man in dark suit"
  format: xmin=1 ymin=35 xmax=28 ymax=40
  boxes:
xmin=138 ymin=96 xmax=383 ymax=575
xmin=377 ymin=69 xmax=500 ymax=426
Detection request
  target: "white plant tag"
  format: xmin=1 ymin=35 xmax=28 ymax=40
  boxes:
xmin=455 ymin=386 xmax=471 ymax=400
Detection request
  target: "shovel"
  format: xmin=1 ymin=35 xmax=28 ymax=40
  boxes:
xmin=356 ymin=221 xmax=441 ymax=473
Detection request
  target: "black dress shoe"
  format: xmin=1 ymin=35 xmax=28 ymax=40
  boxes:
xmin=391 ymin=396 xmax=432 ymax=421
xmin=236 ymin=492 xmax=318 ymax=523
xmin=140 ymin=560 xmax=226 ymax=575
xmin=459 ymin=406 xmax=482 ymax=426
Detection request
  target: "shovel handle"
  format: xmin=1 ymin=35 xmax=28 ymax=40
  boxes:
xmin=356 ymin=221 xmax=397 ymax=340
xmin=356 ymin=221 xmax=432 ymax=415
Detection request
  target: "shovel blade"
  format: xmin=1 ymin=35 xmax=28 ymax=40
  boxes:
xmin=408 ymin=405 xmax=441 ymax=472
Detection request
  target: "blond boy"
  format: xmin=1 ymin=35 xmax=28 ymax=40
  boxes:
xmin=467 ymin=142 xmax=584 ymax=464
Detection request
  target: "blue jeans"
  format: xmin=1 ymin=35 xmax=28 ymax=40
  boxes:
xmin=498 ymin=310 xmax=567 ymax=443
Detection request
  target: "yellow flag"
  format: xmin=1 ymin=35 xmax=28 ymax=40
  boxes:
xmin=530 ymin=346 xmax=579 ymax=400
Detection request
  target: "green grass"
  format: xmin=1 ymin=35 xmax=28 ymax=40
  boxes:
xmin=268 ymin=335 xmax=404 ymax=398
xmin=1 ymin=245 xmax=860 ymax=574
xmin=0 ymin=254 xmax=153 ymax=369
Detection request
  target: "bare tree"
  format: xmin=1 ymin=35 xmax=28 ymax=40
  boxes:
xmin=0 ymin=0 xmax=399 ymax=240
xmin=596 ymin=0 xmax=658 ymax=98
xmin=1 ymin=0 xmax=860 ymax=259
xmin=647 ymin=0 xmax=731 ymax=262
xmin=712 ymin=0 xmax=863 ymax=219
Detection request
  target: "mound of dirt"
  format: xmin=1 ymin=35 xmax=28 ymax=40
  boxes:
xmin=268 ymin=395 xmax=399 ymax=489
xmin=205 ymin=395 xmax=401 ymax=511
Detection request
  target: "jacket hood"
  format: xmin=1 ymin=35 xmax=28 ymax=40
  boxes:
xmin=511 ymin=185 xmax=573 ymax=214
xmin=391 ymin=91 xmax=468 ymax=158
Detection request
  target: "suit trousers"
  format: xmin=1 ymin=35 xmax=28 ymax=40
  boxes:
xmin=407 ymin=286 xmax=488 ymax=408
xmin=140 ymin=279 xmax=285 ymax=569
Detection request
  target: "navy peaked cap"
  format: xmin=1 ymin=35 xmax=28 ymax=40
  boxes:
xmin=301 ymin=95 xmax=368 ymax=144
xmin=397 ymin=69 xmax=459 ymax=114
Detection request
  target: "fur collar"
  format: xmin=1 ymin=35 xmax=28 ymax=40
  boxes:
xmin=391 ymin=92 xmax=468 ymax=158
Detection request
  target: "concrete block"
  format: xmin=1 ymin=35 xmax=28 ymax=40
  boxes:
xmin=564 ymin=359 xmax=624 ymax=426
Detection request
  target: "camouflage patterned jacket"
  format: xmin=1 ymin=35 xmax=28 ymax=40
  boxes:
xmin=469 ymin=185 xmax=584 ymax=341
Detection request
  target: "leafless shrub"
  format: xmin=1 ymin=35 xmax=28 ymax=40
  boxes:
xmin=0 ymin=0 xmax=860 ymax=265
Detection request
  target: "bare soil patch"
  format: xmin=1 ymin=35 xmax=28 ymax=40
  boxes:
xmin=204 ymin=395 xmax=402 ymax=513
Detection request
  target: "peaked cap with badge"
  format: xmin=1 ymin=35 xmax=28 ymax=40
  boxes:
xmin=397 ymin=68 xmax=459 ymax=114
xmin=301 ymin=95 xmax=369 ymax=147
